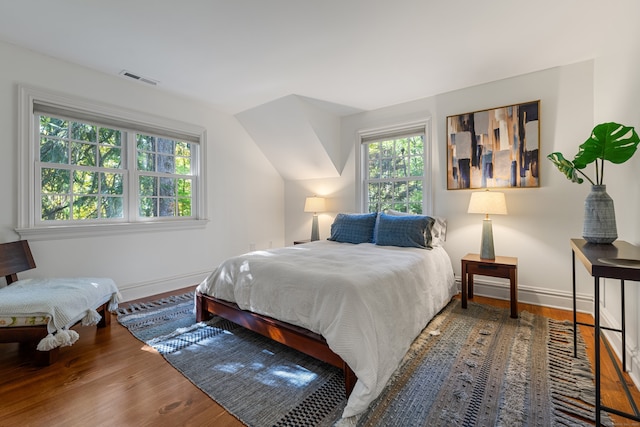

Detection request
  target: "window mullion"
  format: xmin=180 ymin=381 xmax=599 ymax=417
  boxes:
xmin=126 ymin=131 xmax=137 ymax=221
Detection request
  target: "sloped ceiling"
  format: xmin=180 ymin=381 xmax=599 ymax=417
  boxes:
xmin=236 ymin=95 xmax=361 ymax=180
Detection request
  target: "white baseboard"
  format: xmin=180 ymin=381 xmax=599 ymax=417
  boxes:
xmin=117 ymin=270 xmax=210 ymax=302
xmin=455 ymin=275 xmax=593 ymax=314
xmin=600 ymin=308 xmax=640 ymax=393
xmin=628 ymin=348 xmax=640 ymax=393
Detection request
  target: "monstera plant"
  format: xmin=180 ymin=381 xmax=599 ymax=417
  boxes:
xmin=547 ymin=122 xmax=639 ymax=243
xmin=548 ymin=122 xmax=639 ymax=185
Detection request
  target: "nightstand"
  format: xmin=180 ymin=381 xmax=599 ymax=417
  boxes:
xmin=293 ymin=239 xmax=311 ymax=245
xmin=461 ymin=253 xmax=518 ymax=318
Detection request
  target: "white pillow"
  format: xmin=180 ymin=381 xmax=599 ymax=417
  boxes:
xmin=431 ymin=217 xmax=447 ymax=246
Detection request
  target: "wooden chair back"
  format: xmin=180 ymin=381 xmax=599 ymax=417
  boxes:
xmin=0 ymin=240 xmax=37 ymax=285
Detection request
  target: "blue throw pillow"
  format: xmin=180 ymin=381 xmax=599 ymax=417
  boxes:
xmin=386 ymin=209 xmax=446 ymax=246
xmin=375 ymin=213 xmax=435 ymax=248
xmin=328 ymin=212 xmax=377 ymax=244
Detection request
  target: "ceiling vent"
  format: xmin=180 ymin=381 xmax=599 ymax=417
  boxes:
xmin=119 ymin=70 xmax=159 ymax=86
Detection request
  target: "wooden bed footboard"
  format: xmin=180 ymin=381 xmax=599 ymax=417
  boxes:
xmin=195 ymin=290 xmax=356 ymax=396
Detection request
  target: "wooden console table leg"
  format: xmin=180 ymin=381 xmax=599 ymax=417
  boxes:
xmin=461 ymin=260 xmax=468 ymax=309
xmin=510 ymin=267 xmax=518 ymax=319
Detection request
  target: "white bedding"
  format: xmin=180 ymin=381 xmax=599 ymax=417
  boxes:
xmin=196 ymin=240 xmax=456 ymax=418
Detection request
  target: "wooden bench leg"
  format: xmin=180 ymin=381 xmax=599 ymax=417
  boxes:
xmin=34 ymin=347 xmax=59 ymax=366
xmin=96 ymin=303 xmax=111 ymax=328
xmin=18 ymin=340 xmax=58 ymax=366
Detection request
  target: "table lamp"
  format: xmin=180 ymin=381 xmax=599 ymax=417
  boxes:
xmin=304 ymin=196 xmax=326 ymax=241
xmin=467 ymin=189 xmax=507 ymax=260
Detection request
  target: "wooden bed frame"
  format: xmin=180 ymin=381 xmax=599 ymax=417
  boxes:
xmin=195 ymin=290 xmax=357 ymax=396
xmin=0 ymin=240 xmax=110 ymax=365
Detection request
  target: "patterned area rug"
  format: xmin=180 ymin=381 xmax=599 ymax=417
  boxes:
xmin=118 ymin=293 xmax=611 ymax=427
xmin=117 ymin=293 xmax=345 ymax=426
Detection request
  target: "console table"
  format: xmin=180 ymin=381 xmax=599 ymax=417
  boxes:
xmin=570 ymin=238 xmax=640 ymax=425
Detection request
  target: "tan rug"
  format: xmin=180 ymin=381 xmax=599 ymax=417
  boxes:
xmin=346 ymin=300 xmax=612 ymax=426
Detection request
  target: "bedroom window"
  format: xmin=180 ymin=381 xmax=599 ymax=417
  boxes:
xmin=17 ymin=85 xmax=207 ymax=240
xmin=359 ymin=122 xmax=431 ymax=214
xmin=38 ymin=116 xmax=125 ymax=221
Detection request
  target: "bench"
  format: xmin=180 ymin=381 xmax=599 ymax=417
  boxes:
xmin=0 ymin=240 xmax=119 ymax=365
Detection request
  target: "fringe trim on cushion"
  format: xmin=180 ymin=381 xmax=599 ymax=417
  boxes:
xmin=82 ymin=308 xmax=102 ymax=326
xmin=67 ymin=329 xmax=79 ymax=346
xmin=109 ymin=291 xmax=123 ymax=312
xmin=54 ymin=329 xmax=77 ymax=347
xmin=36 ymin=328 xmax=80 ymax=351
xmin=37 ymin=333 xmax=59 ymax=351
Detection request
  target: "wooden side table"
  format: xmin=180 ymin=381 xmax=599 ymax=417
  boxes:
xmin=461 ymin=253 xmax=518 ymax=318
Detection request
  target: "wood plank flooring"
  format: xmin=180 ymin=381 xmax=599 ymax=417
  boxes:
xmin=0 ymin=288 xmax=638 ymax=426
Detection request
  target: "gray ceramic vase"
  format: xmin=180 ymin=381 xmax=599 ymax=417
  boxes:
xmin=583 ymin=185 xmax=617 ymax=244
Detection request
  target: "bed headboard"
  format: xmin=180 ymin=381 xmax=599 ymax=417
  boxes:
xmin=0 ymin=240 xmax=36 ymax=285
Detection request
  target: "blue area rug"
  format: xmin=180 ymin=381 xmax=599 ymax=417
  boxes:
xmin=117 ymin=293 xmax=345 ymax=426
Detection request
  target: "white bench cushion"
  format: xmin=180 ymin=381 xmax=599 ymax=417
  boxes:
xmin=0 ymin=277 xmax=120 ymax=349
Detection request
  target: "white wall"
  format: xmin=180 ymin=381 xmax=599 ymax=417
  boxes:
xmin=436 ymin=62 xmax=596 ymax=309
xmin=286 ymin=60 xmax=599 ymax=310
xmin=0 ymin=41 xmax=285 ymax=301
xmin=591 ymin=0 xmax=640 ymax=386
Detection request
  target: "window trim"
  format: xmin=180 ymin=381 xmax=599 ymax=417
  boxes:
xmin=356 ymin=119 xmax=432 ymax=214
xmin=16 ymin=84 xmax=208 ymax=240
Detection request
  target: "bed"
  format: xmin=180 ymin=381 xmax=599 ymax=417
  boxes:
xmin=195 ymin=212 xmax=456 ymax=419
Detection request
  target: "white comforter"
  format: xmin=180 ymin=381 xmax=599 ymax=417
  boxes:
xmin=196 ymin=240 xmax=455 ymax=418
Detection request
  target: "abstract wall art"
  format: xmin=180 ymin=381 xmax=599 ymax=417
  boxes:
xmin=446 ymin=100 xmax=540 ymax=189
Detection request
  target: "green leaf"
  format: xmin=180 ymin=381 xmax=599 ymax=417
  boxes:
xmin=573 ymin=122 xmax=640 ymax=168
xmin=547 ymin=152 xmax=584 ymax=183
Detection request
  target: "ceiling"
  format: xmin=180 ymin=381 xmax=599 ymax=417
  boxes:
xmin=0 ymin=1 xmax=608 ymax=180
xmin=0 ymin=0 xmax=606 ymax=116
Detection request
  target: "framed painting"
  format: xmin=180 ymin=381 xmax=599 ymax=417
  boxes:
xmin=446 ymin=100 xmax=540 ymax=189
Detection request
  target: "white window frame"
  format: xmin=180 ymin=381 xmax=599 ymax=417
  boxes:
xmin=356 ymin=119 xmax=433 ymax=214
xmin=16 ymin=85 xmax=208 ymax=240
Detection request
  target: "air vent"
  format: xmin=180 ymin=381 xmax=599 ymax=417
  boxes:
xmin=119 ymin=70 xmax=159 ymax=86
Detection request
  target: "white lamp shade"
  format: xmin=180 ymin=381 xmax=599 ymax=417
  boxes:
xmin=467 ymin=190 xmax=507 ymax=215
xmin=304 ymin=196 xmax=326 ymax=213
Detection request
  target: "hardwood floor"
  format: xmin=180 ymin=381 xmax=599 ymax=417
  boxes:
xmin=1 ymin=288 xmax=639 ymax=426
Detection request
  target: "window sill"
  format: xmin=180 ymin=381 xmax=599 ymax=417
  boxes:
xmin=15 ymin=219 xmax=209 ymax=241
